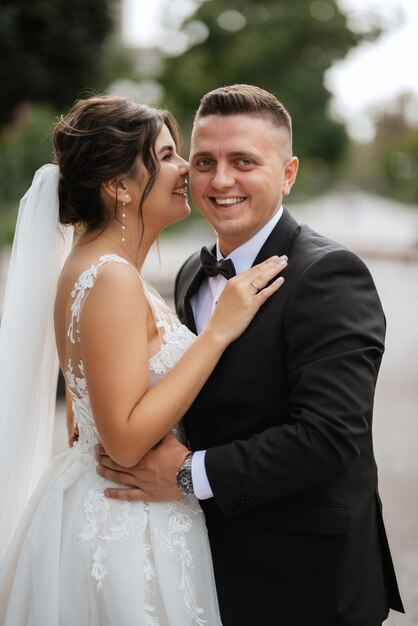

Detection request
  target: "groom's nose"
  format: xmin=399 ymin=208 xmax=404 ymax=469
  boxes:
xmin=211 ymin=164 xmax=235 ymax=190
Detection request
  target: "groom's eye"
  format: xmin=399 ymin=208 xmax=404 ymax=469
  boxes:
xmin=195 ymin=158 xmax=213 ymax=169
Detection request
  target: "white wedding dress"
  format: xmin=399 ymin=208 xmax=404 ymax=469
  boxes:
xmin=0 ymin=254 xmax=222 ymax=626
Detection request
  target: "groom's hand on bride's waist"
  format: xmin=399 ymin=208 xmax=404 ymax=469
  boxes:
xmin=95 ymin=433 xmax=189 ymax=502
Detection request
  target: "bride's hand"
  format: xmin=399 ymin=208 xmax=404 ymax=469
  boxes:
xmin=206 ymin=255 xmax=287 ymax=345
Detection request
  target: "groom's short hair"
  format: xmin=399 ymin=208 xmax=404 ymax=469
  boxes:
xmin=195 ymin=84 xmax=292 ymax=137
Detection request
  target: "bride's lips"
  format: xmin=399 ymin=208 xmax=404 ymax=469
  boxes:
xmin=172 ymin=184 xmax=188 ymax=196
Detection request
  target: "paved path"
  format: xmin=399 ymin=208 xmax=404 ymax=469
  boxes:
xmin=367 ymin=258 xmax=418 ymax=625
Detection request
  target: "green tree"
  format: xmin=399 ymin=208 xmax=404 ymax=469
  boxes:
xmin=346 ymin=100 xmax=418 ymax=204
xmin=0 ymin=0 xmax=142 ymax=242
xmin=0 ymin=0 xmax=114 ymax=127
xmin=159 ymin=0 xmax=376 ymax=195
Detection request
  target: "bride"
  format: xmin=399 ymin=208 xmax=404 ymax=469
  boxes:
xmin=0 ymin=95 xmax=286 ymax=625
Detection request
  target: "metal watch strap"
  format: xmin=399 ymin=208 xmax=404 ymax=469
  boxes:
xmin=176 ymin=452 xmax=194 ymax=495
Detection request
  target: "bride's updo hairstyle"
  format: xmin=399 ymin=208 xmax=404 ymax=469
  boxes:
xmin=53 ymin=95 xmax=180 ymax=230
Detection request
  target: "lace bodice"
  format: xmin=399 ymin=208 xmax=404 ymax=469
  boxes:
xmin=65 ymin=254 xmax=195 ymax=455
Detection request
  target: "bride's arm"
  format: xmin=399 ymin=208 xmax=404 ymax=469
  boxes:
xmin=80 ymin=257 xmax=286 ymax=467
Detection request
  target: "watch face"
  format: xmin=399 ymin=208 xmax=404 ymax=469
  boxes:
xmin=177 ymin=468 xmax=193 ymax=495
xmin=177 ymin=453 xmax=194 ymax=495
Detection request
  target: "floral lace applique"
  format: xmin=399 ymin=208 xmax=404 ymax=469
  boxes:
xmin=79 ymin=487 xmax=136 ymax=542
xmin=91 ymin=545 xmax=107 ymax=590
xmin=65 ymin=255 xmax=131 ymax=454
xmin=145 ymin=606 xmax=160 ymax=626
xmin=67 ymin=254 xmax=129 ymax=344
xmin=78 ymin=481 xmax=138 ymax=590
xmin=65 ymin=359 xmax=98 ymax=454
xmin=66 ymin=358 xmax=87 ymax=397
xmin=154 ymin=501 xmax=208 ymax=625
xmin=141 ymin=502 xmax=161 ymax=624
xmin=145 ymin=289 xmax=195 ymax=376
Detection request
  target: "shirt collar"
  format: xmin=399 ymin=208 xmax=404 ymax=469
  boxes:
xmin=216 ymin=206 xmax=283 ymax=275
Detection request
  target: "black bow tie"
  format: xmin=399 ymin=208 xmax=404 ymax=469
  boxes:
xmin=200 ymin=246 xmax=236 ymax=279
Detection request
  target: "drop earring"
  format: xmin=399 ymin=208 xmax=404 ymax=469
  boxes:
xmin=121 ymin=194 xmax=128 ymax=242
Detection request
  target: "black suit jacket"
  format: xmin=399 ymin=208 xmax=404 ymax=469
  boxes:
xmin=175 ymin=209 xmax=404 ymax=626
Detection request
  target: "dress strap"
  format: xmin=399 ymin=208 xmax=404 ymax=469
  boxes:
xmin=67 ymin=254 xmax=131 ymax=344
xmin=140 ymin=278 xmax=184 ymax=345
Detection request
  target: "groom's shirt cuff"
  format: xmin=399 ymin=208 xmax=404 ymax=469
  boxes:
xmin=191 ymin=450 xmax=213 ymax=500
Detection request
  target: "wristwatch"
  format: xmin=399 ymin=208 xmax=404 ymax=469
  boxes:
xmin=176 ymin=452 xmax=194 ymax=495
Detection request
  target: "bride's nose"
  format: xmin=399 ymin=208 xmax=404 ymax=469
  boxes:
xmin=178 ymin=157 xmax=189 ymax=176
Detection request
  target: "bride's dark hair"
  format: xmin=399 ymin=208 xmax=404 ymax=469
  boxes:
xmin=53 ymin=95 xmax=180 ymax=230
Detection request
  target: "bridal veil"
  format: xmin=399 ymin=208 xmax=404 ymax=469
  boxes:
xmin=0 ymin=164 xmax=73 ymax=559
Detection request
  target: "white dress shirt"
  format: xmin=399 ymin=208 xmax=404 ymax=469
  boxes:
xmin=190 ymin=207 xmax=284 ymax=499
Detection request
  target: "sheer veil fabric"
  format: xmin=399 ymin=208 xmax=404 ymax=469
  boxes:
xmin=0 ymin=164 xmax=73 ymax=560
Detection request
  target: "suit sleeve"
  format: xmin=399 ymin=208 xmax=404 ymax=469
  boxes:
xmin=205 ymin=249 xmax=386 ymax=516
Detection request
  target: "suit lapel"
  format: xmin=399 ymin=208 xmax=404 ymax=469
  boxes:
xmin=183 ymin=268 xmax=205 ymax=334
xmin=176 ymin=248 xmax=208 ymax=334
xmin=253 ymin=207 xmax=300 ymax=266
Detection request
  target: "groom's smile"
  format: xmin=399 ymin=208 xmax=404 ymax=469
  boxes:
xmin=211 ymin=196 xmax=247 ymax=207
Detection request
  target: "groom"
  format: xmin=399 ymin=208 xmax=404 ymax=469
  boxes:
xmin=97 ymin=84 xmax=404 ymax=625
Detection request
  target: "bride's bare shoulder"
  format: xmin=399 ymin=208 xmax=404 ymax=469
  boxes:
xmin=55 ymin=251 xmax=144 ymax=336
xmin=59 ymin=251 xmax=137 ymax=295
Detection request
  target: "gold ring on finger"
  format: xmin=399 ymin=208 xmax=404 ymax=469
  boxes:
xmin=251 ymin=281 xmax=260 ymax=293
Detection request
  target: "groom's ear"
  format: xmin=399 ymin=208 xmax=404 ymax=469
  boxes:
xmin=282 ymin=157 xmax=299 ymax=197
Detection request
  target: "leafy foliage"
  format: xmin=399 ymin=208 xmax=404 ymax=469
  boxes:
xmin=0 ymin=104 xmax=57 ymax=245
xmin=346 ymin=103 xmax=418 ymax=204
xmin=381 ymin=130 xmax=418 ymax=204
xmin=0 ymin=0 xmax=114 ymax=127
xmin=159 ymin=0 xmax=366 ymax=194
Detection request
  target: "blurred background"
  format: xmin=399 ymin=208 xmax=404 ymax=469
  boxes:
xmin=0 ymin=0 xmax=417 ymax=622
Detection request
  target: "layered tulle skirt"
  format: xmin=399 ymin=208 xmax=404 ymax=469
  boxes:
xmin=0 ymin=447 xmax=221 ymax=625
